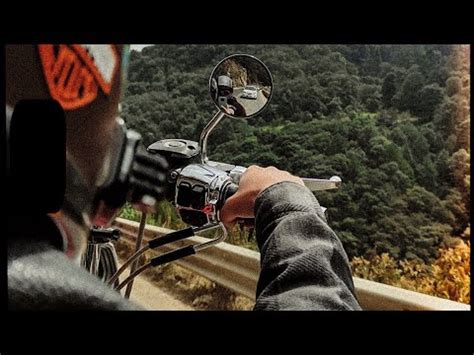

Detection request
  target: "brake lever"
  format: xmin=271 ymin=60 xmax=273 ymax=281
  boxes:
xmin=215 ymin=163 xmax=343 ymax=192
xmin=301 ymin=176 xmax=342 ymax=191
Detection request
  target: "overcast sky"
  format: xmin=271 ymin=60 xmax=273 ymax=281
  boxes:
xmin=130 ymin=44 xmax=153 ymax=52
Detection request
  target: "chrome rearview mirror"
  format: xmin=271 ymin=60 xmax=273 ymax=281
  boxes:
xmin=209 ymin=54 xmax=273 ymax=118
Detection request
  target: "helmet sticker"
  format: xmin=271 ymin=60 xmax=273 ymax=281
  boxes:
xmin=38 ymin=45 xmax=119 ymax=110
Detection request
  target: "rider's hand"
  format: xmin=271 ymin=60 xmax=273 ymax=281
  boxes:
xmin=220 ymin=165 xmax=304 ymax=226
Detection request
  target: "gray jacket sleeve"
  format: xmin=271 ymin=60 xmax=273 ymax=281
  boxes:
xmin=253 ymin=182 xmax=361 ymax=310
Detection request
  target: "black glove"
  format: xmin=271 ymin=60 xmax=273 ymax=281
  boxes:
xmin=128 ymin=146 xmax=169 ymax=212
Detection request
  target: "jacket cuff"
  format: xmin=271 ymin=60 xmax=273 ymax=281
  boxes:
xmin=254 ymin=181 xmax=326 ymax=249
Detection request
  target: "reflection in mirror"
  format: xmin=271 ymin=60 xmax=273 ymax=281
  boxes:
xmin=209 ymin=54 xmax=273 ymax=118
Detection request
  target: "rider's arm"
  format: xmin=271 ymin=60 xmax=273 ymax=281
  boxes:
xmin=220 ymin=166 xmax=361 ymax=310
xmin=253 ymin=182 xmax=361 ymax=310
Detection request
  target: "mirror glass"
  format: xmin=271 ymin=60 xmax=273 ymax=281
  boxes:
xmin=209 ymin=54 xmax=273 ymax=118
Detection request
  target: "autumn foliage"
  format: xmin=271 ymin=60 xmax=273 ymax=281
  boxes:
xmin=351 ymin=226 xmax=470 ymax=304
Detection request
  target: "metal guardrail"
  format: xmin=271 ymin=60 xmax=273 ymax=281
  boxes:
xmin=115 ymin=218 xmax=259 ymax=300
xmin=114 ymin=218 xmax=470 ymax=311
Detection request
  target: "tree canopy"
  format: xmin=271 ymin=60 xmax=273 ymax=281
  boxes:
xmin=122 ymin=44 xmax=470 ymax=262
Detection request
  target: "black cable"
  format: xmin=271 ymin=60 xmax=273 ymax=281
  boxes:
xmin=148 ymin=227 xmax=194 ymax=249
xmin=107 ymin=244 xmax=149 ymax=286
xmin=116 ymin=263 xmax=151 ymax=291
xmin=107 ymin=227 xmax=195 ymax=286
xmin=115 ymin=245 xmax=196 ymax=291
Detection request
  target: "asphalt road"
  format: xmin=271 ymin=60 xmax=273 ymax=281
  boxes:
xmin=117 ymin=254 xmax=192 ymax=310
xmin=128 ymin=274 xmax=193 ymax=310
xmin=234 ymin=86 xmax=268 ymax=116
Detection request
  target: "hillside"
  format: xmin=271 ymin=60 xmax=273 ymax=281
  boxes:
xmin=122 ymin=44 xmax=470 ymax=262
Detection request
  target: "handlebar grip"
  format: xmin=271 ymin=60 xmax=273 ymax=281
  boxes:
xmin=220 ymin=183 xmax=255 ymax=226
xmin=150 ymin=245 xmax=196 ymax=267
xmin=222 ymin=182 xmax=239 ymax=201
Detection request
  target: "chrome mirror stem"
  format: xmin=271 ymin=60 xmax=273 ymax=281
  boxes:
xmin=199 ymin=111 xmax=226 ymax=164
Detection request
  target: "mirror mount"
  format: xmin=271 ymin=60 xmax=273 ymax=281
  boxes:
xmin=201 ymin=54 xmax=273 ymax=164
xmin=199 ymin=110 xmax=226 ymax=164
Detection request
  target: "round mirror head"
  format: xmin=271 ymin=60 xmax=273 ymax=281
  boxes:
xmin=209 ymin=54 xmax=273 ymax=118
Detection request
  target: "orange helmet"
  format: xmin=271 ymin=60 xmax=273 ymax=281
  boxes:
xmin=6 ymin=45 xmax=127 ymax=187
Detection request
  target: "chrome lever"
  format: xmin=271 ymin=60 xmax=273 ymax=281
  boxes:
xmin=225 ymin=165 xmax=342 ymax=191
xmin=193 ymin=222 xmax=228 ymax=252
xmin=301 ymin=176 xmax=342 ymax=191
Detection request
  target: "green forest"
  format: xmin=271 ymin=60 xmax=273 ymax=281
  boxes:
xmin=121 ymin=44 xmax=470 ymax=263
